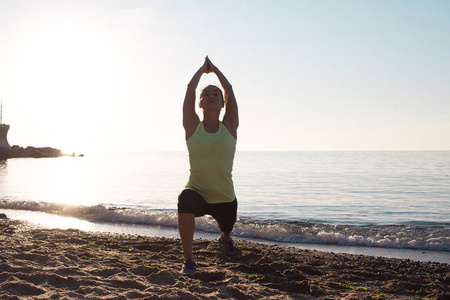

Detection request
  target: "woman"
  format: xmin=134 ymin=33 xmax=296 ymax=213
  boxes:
xmin=178 ymin=56 xmax=239 ymax=278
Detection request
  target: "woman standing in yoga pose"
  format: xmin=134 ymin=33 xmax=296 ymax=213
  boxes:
xmin=178 ymin=56 xmax=239 ymax=278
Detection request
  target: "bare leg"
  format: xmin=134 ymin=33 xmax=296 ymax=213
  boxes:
xmin=178 ymin=213 xmax=195 ymax=260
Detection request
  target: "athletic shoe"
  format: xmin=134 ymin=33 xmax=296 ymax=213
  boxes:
xmin=218 ymin=236 xmax=237 ymax=257
xmin=180 ymin=258 xmax=197 ymax=278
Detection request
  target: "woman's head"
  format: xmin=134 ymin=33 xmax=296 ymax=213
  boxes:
xmin=199 ymin=85 xmax=224 ymax=109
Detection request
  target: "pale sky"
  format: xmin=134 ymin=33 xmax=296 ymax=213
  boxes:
xmin=0 ymin=0 xmax=449 ymax=153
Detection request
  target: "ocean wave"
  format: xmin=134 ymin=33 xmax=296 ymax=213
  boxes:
xmin=233 ymin=219 xmax=450 ymax=251
xmin=1 ymin=200 xmax=449 ymax=252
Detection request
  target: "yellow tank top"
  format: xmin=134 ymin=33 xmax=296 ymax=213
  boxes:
xmin=185 ymin=122 xmax=236 ymax=204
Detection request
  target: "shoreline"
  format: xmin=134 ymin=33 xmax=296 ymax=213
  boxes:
xmin=3 ymin=209 xmax=449 ymax=264
xmin=1 ymin=219 xmax=449 ymax=299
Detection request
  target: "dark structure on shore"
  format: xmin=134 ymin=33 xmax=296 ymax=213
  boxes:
xmin=0 ymin=124 xmax=11 ymax=158
xmin=0 ymin=124 xmax=11 ymax=157
xmin=0 ymin=102 xmax=12 ymax=159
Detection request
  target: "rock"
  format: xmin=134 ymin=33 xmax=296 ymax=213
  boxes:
xmin=7 ymin=145 xmax=71 ymax=159
xmin=0 ymin=213 xmax=8 ymax=219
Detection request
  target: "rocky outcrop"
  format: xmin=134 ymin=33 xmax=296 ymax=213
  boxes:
xmin=0 ymin=125 xmax=74 ymax=159
xmin=1 ymin=145 xmax=74 ymax=159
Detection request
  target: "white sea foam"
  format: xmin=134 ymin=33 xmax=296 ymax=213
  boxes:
xmin=1 ymin=200 xmax=449 ymax=252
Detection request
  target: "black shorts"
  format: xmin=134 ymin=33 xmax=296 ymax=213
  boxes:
xmin=177 ymin=189 xmax=238 ymax=233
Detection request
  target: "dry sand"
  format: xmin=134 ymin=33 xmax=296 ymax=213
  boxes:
xmin=0 ymin=219 xmax=449 ymax=299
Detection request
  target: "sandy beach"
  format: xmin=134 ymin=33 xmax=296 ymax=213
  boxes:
xmin=0 ymin=219 xmax=449 ymax=299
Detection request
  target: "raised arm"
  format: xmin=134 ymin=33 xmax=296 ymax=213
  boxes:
xmin=183 ymin=58 xmax=209 ymax=140
xmin=206 ymin=57 xmax=239 ymax=139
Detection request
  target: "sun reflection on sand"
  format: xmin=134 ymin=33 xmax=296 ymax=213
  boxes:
xmin=29 ymin=213 xmax=93 ymax=230
xmin=4 ymin=209 xmax=93 ymax=231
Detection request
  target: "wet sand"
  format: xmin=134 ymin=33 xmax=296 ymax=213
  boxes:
xmin=1 ymin=219 xmax=449 ymax=299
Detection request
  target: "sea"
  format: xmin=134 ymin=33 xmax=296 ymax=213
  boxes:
xmin=1 ymin=151 xmax=449 ymax=263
